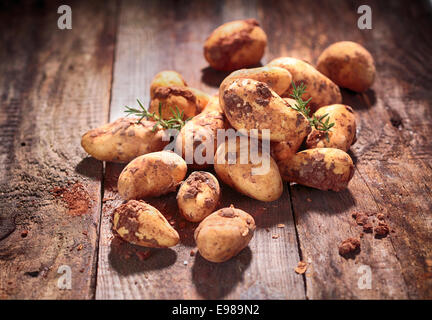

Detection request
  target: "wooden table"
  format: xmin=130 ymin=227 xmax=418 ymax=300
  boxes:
xmin=0 ymin=0 xmax=431 ymax=300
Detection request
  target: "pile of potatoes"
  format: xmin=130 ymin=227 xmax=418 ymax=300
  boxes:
xmin=81 ymin=19 xmax=375 ymax=263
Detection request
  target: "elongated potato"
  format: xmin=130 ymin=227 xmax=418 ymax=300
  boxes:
xmin=118 ymin=151 xmax=187 ymax=200
xmin=278 ymin=148 xmax=354 ymax=191
xmin=81 ymin=118 xmax=168 ymax=163
xmin=204 ymin=19 xmax=267 ymax=71
xmin=175 ymin=110 xmax=227 ymax=169
xmin=317 ymin=41 xmax=375 ymax=92
xmin=177 ymin=171 xmax=221 ymax=222
xmin=306 ymin=104 xmax=357 ymax=151
xmin=214 ymin=137 xmax=283 ymax=202
xmin=267 ymin=57 xmax=342 ymax=112
xmin=150 ymin=70 xmax=187 ymax=99
xmin=113 ymin=200 xmax=179 ymax=248
xmin=220 ymin=66 xmax=292 ymax=96
xmin=149 ymin=86 xmax=201 ymax=120
xmin=220 ymin=78 xmax=310 ymax=142
xmin=194 ymin=206 xmax=256 ymax=262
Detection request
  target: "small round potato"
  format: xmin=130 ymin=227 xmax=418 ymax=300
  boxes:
xmin=204 ymin=19 xmax=267 ymax=71
xmin=177 ymin=171 xmax=221 ymax=222
xmin=194 ymin=206 xmax=256 ymax=263
xmin=306 ymin=104 xmax=357 ymax=151
xmin=113 ymin=200 xmax=179 ymax=248
xmin=175 ymin=110 xmax=227 ymax=169
xmin=278 ymin=148 xmax=354 ymax=191
xmin=220 ymin=78 xmax=311 ymax=142
xmin=118 ymin=151 xmax=187 ymax=200
xmin=317 ymin=41 xmax=375 ymax=92
xmin=220 ymin=66 xmax=292 ymax=96
xmin=81 ymin=118 xmax=168 ymax=163
xmin=267 ymin=57 xmax=342 ymax=112
xmin=214 ymin=137 xmax=283 ymax=202
xmin=150 ymin=70 xmax=187 ymax=99
xmin=149 ymin=86 xmax=201 ymax=120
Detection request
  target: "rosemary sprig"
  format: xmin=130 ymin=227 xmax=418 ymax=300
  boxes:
xmin=124 ymin=99 xmax=190 ymax=132
xmin=289 ymin=81 xmax=335 ymax=142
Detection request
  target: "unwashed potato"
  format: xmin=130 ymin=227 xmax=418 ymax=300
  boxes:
xmin=278 ymin=148 xmax=354 ymax=191
xmin=220 ymin=78 xmax=310 ymax=142
xmin=267 ymin=57 xmax=342 ymax=112
xmin=204 ymin=19 xmax=267 ymax=71
xmin=316 ymin=41 xmax=375 ymax=92
xmin=194 ymin=206 xmax=256 ymax=262
xmin=149 ymin=86 xmax=201 ymax=120
xmin=113 ymin=200 xmax=179 ymax=248
xmin=150 ymin=70 xmax=187 ymax=99
xmin=220 ymin=66 xmax=292 ymax=96
xmin=306 ymin=104 xmax=357 ymax=151
xmin=175 ymin=110 xmax=227 ymax=169
xmin=81 ymin=118 xmax=168 ymax=163
xmin=177 ymin=171 xmax=221 ymax=222
xmin=118 ymin=151 xmax=187 ymax=200
xmin=214 ymin=137 xmax=283 ymax=202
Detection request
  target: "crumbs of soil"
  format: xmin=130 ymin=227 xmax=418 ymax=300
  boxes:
xmin=52 ymin=183 xmax=91 ymax=216
xmin=295 ymin=261 xmax=308 ymax=274
xmin=339 ymin=237 xmax=361 ymax=258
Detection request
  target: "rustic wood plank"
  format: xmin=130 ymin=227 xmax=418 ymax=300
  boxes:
xmin=262 ymin=0 xmax=432 ymax=299
xmin=96 ymin=0 xmax=305 ymax=299
xmin=0 ymin=0 xmax=116 ymax=299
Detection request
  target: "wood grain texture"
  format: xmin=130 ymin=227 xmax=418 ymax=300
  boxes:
xmin=96 ymin=0 xmax=305 ymax=300
xmin=0 ymin=0 xmax=116 ymax=299
xmin=261 ymin=0 xmax=432 ymax=299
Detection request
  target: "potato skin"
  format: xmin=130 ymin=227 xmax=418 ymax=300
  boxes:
xmin=177 ymin=171 xmax=221 ymax=222
xmin=189 ymin=87 xmax=211 ymax=112
xmin=267 ymin=57 xmax=342 ymax=112
xmin=220 ymin=66 xmax=292 ymax=96
xmin=204 ymin=19 xmax=267 ymax=71
xmin=149 ymin=86 xmax=201 ymax=120
xmin=317 ymin=41 xmax=375 ymax=92
xmin=194 ymin=206 xmax=255 ymax=263
xmin=220 ymin=78 xmax=310 ymax=142
xmin=113 ymin=200 xmax=179 ymax=248
xmin=150 ymin=70 xmax=187 ymax=99
xmin=202 ymin=95 xmax=223 ymax=113
xmin=306 ymin=104 xmax=357 ymax=151
xmin=278 ymin=148 xmax=354 ymax=191
xmin=118 ymin=151 xmax=187 ymax=200
xmin=175 ymin=110 xmax=227 ymax=169
xmin=214 ymin=137 xmax=283 ymax=202
xmin=81 ymin=118 xmax=168 ymax=163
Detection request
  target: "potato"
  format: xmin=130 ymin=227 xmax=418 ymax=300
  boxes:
xmin=81 ymin=118 xmax=168 ymax=163
xmin=149 ymin=86 xmax=201 ymax=120
xmin=189 ymin=87 xmax=211 ymax=112
xmin=202 ymin=95 xmax=223 ymax=113
xmin=214 ymin=137 xmax=283 ymax=202
xmin=150 ymin=70 xmax=187 ymax=99
xmin=267 ymin=57 xmax=342 ymax=112
xmin=194 ymin=206 xmax=256 ymax=262
xmin=113 ymin=200 xmax=179 ymax=248
xmin=278 ymin=148 xmax=354 ymax=191
xmin=220 ymin=66 xmax=292 ymax=96
xmin=316 ymin=41 xmax=375 ymax=92
xmin=177 ymin=171 xmax=221 ymax=222
xmin=118 ymin=151 xmax=187 ymax=200
xmin=306 ymin=104 xmax=357 ymax=151
xmin=175 ymin=110 xmax=226 ymax=169
xmin=220 ymin=78 xmax=310 ymax=142
xmin=204 ymin=19 xmax=267 ymax=71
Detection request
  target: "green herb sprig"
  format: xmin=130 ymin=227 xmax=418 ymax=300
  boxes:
xmin=289 ymin=82 xmax=335 ymax=142
xmin=124 ymin=99 xmax=190 ymax=132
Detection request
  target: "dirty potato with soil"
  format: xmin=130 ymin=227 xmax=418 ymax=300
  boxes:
xmin=177 ymin=171 xmax=221 ymax=222
xmin=204 ymin=19 xmax=267 ymax=71
xmin=118 ymin=151 xmax=187 ymax=200
xmin=317 ymin=41 xmax=375 ymax=92
xmin=113 ymin=200 xmax=179 ymax=248
xmin=150 ymin=70 xmax=188 ymax=99
xmin=81 ymin=118 xmax=168 ymax=163
xmin=194 ymin=206 xmax=256 ymax=263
